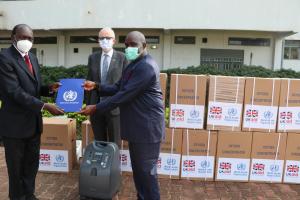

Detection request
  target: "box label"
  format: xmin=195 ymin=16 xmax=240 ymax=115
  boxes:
xmin=243 ymin=105 xmax=278 ymax=130
xmin=216 ymin=157 xmax=250 ymax=181
xmin=181 ymin=155 xmax=214 ymax=178
xmin=169 ymin=104 xmax=204 ymax=129
xmin=120 ymin=150 xmax=132 ymax=172
xmin=250 ymin=159 xmax=284 ymax=182
xmin=39 ymin=149 xmax=69 ymax=172
xmin=284 ymin=160 xmax=300 ymax=183
xmin=157 ymin=152 xmax=181 ymax=176
xmin=207 ymin=102 xmax=242 ymax=127
xmin=278 ymin=107 xmax=300 ymax=131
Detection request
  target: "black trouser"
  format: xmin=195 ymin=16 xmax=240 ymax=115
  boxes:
xmin=90 ymin=112 xmax=120 ymax=146
xmin=2 ymin=133 xmax=40 ymax=200
xmin=129 ymin=142 xmax=160 ymax=200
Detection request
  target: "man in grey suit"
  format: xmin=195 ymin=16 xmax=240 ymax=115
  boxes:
xmin=86 ymin=27 xmax=127 ymax=146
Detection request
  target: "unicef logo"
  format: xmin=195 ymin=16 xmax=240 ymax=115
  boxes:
xmin=270 ymin=164 xmax=279 ymax=172
xmin=200 ymin=160 xmax=210 ymax=168
xmin=63 ymin=90 xmax=77 ymax=102
xmin=190 ymin=109 xmax=200 ymax=118
xmin=167 ymin=158 xmax=176 ymax=166
xmin=237 ymin=163 xmax=246 ymax=171
xmin=55 ymin=154 xmax=64 ymax=163
xmin=264 ymin=111 xmax=273 ymax=119
xmin=228 ymin=108 xmax=237 ymax=117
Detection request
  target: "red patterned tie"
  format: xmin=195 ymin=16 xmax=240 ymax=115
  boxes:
xmin=24 ymin=54 xmax=34 ymax=75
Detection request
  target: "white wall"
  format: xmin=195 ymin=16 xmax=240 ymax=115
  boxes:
xmin=0 ymin=0 xmax=300 ymax=33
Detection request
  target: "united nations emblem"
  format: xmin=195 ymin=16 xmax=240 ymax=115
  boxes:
xmin=63 ymin=90 xmax=77 ymax=102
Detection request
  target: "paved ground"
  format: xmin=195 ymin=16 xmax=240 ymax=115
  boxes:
xmin=1 ymin=147 xmax=300 ymax=200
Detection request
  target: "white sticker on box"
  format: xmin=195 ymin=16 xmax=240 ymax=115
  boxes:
xmin=243 ymin=105 xmax=278 ymax=130
xmin=120 ymin=150 xmax=132 ymax=172
xmin=250 ymin=159 xmax=284 ymax=182
xmin=278 ymin=107 xmax=300 ymax=131
xmin=181 ymin=155 xmax=214 ymax=178
xmin=157 ymin=152 xmax=181 ymax=176
xmin=39 ymin=149 xmax=69 ymax=172
xmin=216 ymin=157 xmax=250 ymax=181
xmin=207 ymin=102 xmax=242 ymax=127
xmin=284 ymin=160 xmax=300 ymax=183
xmin=169 ymin=104 xmax=204 ymax=129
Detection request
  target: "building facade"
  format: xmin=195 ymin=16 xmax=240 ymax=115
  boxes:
xmin=0 ymin=0 xmax=300 ymax=71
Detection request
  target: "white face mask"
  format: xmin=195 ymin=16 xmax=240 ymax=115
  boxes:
xmin=99 ymin=38 xmax=113 ymax=52
xmin=16 ymin=40 xmax=33 ymax=53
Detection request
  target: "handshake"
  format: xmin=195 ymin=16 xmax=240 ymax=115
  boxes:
xmin=44 ymin=80 xmax=99 ymax=116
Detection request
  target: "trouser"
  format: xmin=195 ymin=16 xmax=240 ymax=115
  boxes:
xmin=2 ymin=133 xmax=41 ymax=200
xmin=129 ymin=142 xmax=160 ymax=200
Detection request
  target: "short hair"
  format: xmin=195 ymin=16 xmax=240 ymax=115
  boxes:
xmin=99 ymin=27 xmax=115 ymax=39
xmin=11 ymin=24 xmax=32 ymax=37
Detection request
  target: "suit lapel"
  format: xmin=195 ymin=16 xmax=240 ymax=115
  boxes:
xmin=107 ymin=51 xmax=117 ymax=81
xmin=95 ymin=52 xmax=101 ymax=82
xmin=17 ymin=55 xmax=36 ymax=82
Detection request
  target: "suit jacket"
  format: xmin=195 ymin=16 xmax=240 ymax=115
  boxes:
xmin=0 ymin=46 xmax=50 ymax=138
xmin=85 ymin=49 xmax=127 ymax=115
xmin=96 ymin=54 xmax=165 ymax=143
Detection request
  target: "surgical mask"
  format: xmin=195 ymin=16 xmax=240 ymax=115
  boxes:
xmin=16 ymin=40 xmax=33 ymax=53
xmin=125 ymin=47 xmax=140 ymax=61
xmin=99 ymin=38 xmax=113 ymax=51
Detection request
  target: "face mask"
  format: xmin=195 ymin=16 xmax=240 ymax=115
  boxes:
xmin=125 ymin=47 xmax=140 ymax=61
xmin=99 ymin=38 xmax=113 ymax=51
xmin=16 ymin=40 xmax=33 ymax=53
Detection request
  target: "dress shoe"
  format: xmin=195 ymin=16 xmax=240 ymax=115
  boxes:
xmin=25 ymin=194 xmax=39 ymax=200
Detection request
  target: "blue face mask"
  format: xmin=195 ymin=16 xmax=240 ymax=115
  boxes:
xmin=125 ymin=47 xmax=140 ymax=61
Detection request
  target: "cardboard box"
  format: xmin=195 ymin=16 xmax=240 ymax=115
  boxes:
xmin=169 ymin=74 xmax=207 ymax=129
xmin=120 ymin=140 xmax=132 ymax=173
xmin=81 ymin=120 xmax=94 ymax=155
xmin=215 ymin=131 xmax=252 ymax=182
xmin=39 ymin=117 xmax=76 ymax=173
xmin=180 ymin=129 xmax=217 ymax=180
xmin=283 ymin=133 xmax=300 ymax=184
xmin=250 ymin=132 xmax=287 ymax=183
xmin=158 ymin=128 xmax=183 ymax=179
xmin=207 ymin=76 xmax=245 ymax=131
xmin=160 ymin=73 xmax=168 ymax=104
xmin=242 ymin=77 xmax=281 ymax=132
xmin=278 ymin=79 xmax=300 ymax=132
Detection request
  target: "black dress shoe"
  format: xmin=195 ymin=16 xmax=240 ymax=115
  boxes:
xmin=25 ymin=194 xmax=39 ymax=200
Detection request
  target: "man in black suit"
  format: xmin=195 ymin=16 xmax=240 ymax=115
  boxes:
xmin=86 ymin=27 xmax=127 ymax=146
xmin=0 ymin=24 xmax=64 ymax=200
xmin=81 ymin=31 xmax=165 ymax=200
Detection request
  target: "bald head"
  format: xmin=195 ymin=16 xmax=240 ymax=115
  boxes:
xmin=125 ymin=31 xmax=146 ymax=45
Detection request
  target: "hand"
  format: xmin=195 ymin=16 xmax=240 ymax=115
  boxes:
xmin=79 ymin=105 xmax=97 ymax=116
xmin=49 ymin=82 xmax=61 ymax=93
xmin=43 ymin=103 xmax=64 ymax=115
xmin=83 ymin=81 xmax=98 ymax=91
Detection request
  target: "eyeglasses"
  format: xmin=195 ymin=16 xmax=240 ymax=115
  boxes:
xmin=98 ymin=37 xmax=113 ymax=40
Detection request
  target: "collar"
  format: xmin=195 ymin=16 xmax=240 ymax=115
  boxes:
xmin=13 ymin=44 xmax=27 ymax=58
xmin=101 ymin=49 xmax=113 ymax=58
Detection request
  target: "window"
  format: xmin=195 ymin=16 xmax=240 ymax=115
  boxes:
xmin=92 ymin=47 xmax=125 ymax=53
xmin=284 ymin=40 xmax=300 ymax=60
xmin=174 ymin=36 xmax=195 ymax=44
xmin=70 ymin=36 xmax=97 ymax=43
xmin=0 ymin=37 xmax=11 ymax=44
xmin=118 ymin=36 xmax=160 ymax=44
xmin=228 ymin=37 xmax=271 ymax=46
xmin=34 ymin=37 xmax=57 ymax=44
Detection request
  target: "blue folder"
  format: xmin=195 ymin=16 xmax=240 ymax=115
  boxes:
xmin=56 ymin=79 xmax=85 ymax=112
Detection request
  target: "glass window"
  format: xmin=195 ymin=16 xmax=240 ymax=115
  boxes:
xmin=228 ymin=37 xmax=271 ymax=46
xmin=118 ymin=36 xmax=160 ymax=44
xmin=70 ymin=36 xmax=98 ymax=43
xmin=284 ymin=40 xmax=300 ymax=60
xmin=174 ymin=36 xmax=196 ymax=44
xmin=34 ymin=37 xmax=57 ymax=44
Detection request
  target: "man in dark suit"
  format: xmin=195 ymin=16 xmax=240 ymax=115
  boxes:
xmin=86 ymin=27 xmax=127 ymax=146
xmin=81 ymin=31 xmax=165 ymax=200
xmin=0 ymin=24 xmax=64 ymax=200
